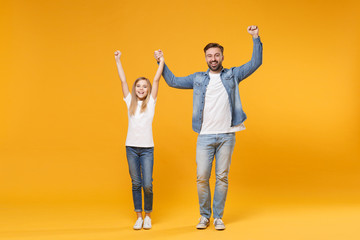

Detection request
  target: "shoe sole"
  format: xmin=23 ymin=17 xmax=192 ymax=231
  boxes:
xmin=215 ymin=226 xmax=225 ymax=230
xmin=196 ymin=224 xmax=209 ymax=229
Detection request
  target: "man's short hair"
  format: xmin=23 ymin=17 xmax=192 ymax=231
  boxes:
xmin=203 ymin=43 xmax=224 ymax=54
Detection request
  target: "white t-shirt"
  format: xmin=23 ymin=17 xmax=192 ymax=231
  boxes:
xmin=200 ymin=72 xmax=245 ymax=134
xmin=124 ymin=94 xmax=156 ymax=147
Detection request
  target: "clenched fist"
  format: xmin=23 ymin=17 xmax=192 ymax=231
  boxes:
xmin=247 ymin=25 xmax=259 ymax=38
xmin=114 ymin=50 xmax=121 ymax=61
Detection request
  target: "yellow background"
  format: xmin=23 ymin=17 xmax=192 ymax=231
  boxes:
xmin=1 ymin=0 xmax=359 ymax=239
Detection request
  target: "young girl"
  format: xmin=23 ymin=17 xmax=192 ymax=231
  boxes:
xmin=114 ymin=50 xmax=164 ymax=230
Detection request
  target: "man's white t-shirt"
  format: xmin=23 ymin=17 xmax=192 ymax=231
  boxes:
xmin=200 ymin=72 xmax=245 ymax=134
xmin=124 ymin=94 xmax=156 ymax=147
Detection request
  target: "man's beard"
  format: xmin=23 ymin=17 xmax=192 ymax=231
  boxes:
xmin=207 ymin=61 xmax=223 ymax=72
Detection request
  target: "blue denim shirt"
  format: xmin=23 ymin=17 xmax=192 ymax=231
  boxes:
xmin=162 ymin=37 xmax=263 ymax=133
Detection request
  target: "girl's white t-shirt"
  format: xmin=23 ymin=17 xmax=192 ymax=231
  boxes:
xmin=200 ymin=72 xmax=245 ymax=134
xmin=124 ymin=94 xmax=156 ymax=147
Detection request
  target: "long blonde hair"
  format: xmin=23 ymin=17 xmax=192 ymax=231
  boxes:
xmin=129 ymin=77 xmax=152 ymax=116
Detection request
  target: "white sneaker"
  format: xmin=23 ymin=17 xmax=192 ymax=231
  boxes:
xmin=214 ymin=218 xmax=225 ymax=230
xmin=143 ymin=216 xmax=152 ymax=230
xmin=133 ymin=217 xmax=143 ymax=230
xmin=196 ymin=216 xmax=210 ymax=229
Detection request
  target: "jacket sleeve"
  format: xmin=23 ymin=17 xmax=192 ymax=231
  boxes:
xmin=233 ymin=37 xmax=263 ymax=84
xmin=162 ymin=63 xmax=195 ymax=89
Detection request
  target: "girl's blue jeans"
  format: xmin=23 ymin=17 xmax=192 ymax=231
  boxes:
xmin=126 ymin=146 xmax=154 ymax=213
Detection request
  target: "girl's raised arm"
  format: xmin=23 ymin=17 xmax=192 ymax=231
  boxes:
xmin=114 ymin=50 xmax=130 ymax=98
xmin=151 ymin=50 xmax=165 ymax=99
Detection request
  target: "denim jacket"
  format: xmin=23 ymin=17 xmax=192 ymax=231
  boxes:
xmin=162 ymin=37 xmax=263 ymax=133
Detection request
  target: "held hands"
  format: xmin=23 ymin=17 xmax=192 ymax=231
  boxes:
xmin=247 ymin=25 xmax=259 ymax=38
xmin=154 ymin=49 xmax=164 ymax=63
xmin=114 ymin=50 xmax=121 ymax=62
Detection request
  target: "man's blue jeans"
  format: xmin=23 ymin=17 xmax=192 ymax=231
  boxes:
xmin=126 ymin=146 xmax=154 ymax=213
xmin=196 ymin=133 xmax=236 ymax=219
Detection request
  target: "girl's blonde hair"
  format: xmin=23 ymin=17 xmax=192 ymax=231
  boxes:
xmin=129 ymin=77 xmax=152 ymax=116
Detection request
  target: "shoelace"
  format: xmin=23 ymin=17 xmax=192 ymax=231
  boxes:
xmin=199 ymin=216 xmax=208 ymax=224
xmin=135 ymin=218 xmax=143 ymax=226
xmin=214 ymin=219 xmax=223 ymax=225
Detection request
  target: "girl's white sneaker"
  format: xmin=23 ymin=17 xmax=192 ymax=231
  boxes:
xmin=143 ymin=216 xmax=152 ymax=229
xmin=133 ymin=217 xmax=143 ymax=230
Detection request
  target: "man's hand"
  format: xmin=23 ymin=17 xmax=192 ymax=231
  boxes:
xmin=247 ymin=25 xmax=259 ymax=38
xmin=114 ymin=50 xmax=121 ymax=61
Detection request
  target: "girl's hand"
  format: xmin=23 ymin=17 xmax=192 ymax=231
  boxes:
xmin=114 ymin=50 xmax=121 ymax=61
xmin=154 ymin=49 xmax=164 ymax=62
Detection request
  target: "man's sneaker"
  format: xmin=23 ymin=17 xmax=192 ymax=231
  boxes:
xmin=196 ymin=216 xmax=210 ymax=229
xmin=133 ymin=217 xmax=143 ymax=230
xmin=143 ymin=216 xmax=152 ymax=230
xmin=214 ymin=218 xmax=226 ymax=230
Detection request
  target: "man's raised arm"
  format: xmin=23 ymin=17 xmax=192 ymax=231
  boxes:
xmin=154 ymin=50 xmax=195 ymax=89
xmin=233 ymin=25 xmax=263 ymax=83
